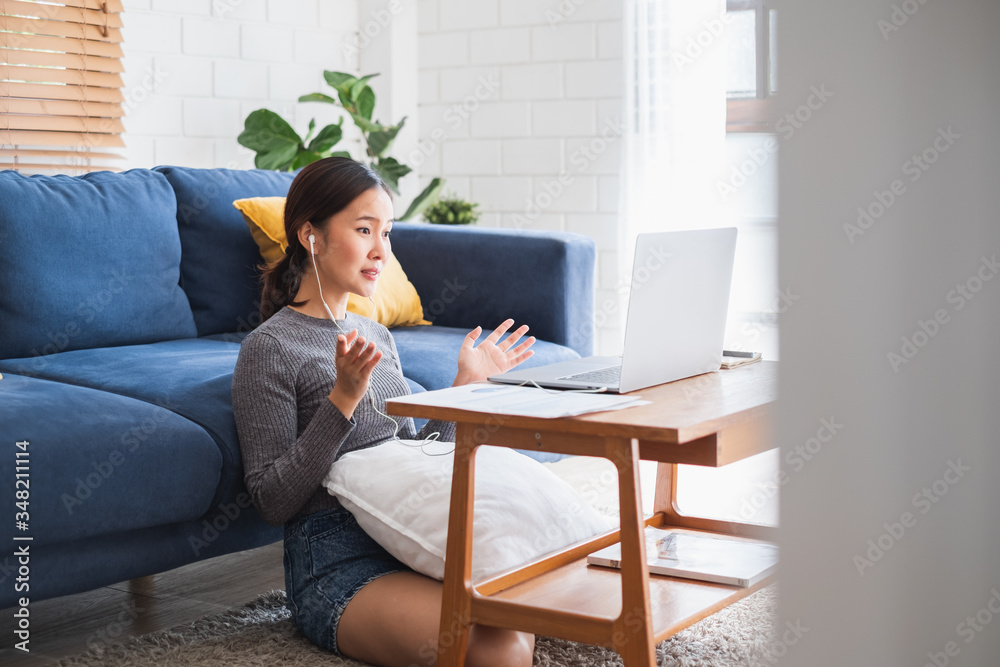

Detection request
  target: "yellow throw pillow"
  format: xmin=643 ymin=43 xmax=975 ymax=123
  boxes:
xmin=233 ymin=197 xmax=431 ymax=328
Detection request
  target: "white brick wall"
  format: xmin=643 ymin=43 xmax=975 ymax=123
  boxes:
xmin=532 ymin=23 xmax=595 ymax=62
xmin=182 ymin=18 xmax=240 ymax=58
xmin=120 ymin=0 xmax=360 ymax=169
xmin=469 ymin=28 xmax=529 ymax=64
xmin=418 ymin=0 xmax=625 ymax=354
xmin=116 ymin=0 xmax=625 ymax=352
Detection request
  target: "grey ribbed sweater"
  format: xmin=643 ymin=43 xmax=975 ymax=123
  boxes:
xmin=232 ymin=306 xmax=456 ymax=526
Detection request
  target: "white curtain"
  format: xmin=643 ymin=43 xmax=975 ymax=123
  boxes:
xmin=622 ymin=0 xmax=729 ymax=251
xmin=620 ymin=1 xmax=779 ymax=523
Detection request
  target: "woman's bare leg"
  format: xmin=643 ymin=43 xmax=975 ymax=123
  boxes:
xmin=336 ymin=570 xmax=535 ymax=667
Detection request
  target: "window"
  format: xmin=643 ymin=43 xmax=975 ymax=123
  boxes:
xmin=671 ymin=0 xmax=780 ymax=525
xmin=1 ymin=0 xmax=126 ymax=173
xmin=726 ymin=0 xmax=777 ymax=132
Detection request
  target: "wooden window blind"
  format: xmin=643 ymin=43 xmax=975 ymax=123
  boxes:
xmin=1 ymin=0 xmax=125 ymax=173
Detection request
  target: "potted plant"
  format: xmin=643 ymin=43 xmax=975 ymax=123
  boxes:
xmin=423 ymin=195 xmax=480 ymax=225
xmin=237 ymin=71 xmax=443 ymax=221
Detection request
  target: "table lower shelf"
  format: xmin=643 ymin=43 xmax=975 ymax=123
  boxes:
xmin=470 ymin=526 xmax=775 ymax=646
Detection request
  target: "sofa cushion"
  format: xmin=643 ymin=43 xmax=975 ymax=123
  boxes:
xmin=0 ymin=374 xmax=221 ymax=547
xmin=0 ymin=169 xmax=197 ymax=360
xmin=0 ymin=339 xmax=246 ymax=510
xmin=388 ymin=325 xmax=581 ymax=392
xmin=154 ymin=167 xmax=296 ymax=337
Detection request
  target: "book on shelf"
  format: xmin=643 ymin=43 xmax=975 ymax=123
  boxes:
xmin=720 ymin=350 xmax=763 ymax=369
xmin=586 ymin=527 xmax=778 ymax=588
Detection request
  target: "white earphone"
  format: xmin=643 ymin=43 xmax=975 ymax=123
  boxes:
xmin=307 ymin=231 xmax=337 ymax=321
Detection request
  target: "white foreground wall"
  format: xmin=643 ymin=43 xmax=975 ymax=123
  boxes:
xmin=777 ymin=0 xmax=1000 ymax=664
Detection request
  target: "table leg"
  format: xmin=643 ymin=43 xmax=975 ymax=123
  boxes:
xmin=607 ymin=437 xmax=656 ymax=667
xmin=653 ymin=462 xmax=778 ymax=541
xmin=437 ymin=424 xmax=478 ymax=667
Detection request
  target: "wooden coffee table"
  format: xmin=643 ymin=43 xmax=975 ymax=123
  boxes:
xmin=386 ymin=361 xmax=778 ymax=667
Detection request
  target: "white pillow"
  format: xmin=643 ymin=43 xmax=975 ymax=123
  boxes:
xmin=323 ymin=440 xmax=615 ymax=582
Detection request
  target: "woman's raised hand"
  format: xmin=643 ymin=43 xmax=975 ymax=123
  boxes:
xmin=327 ymin=329 xmax=382 ymax=420
xmin=453 ymin=319 xmax=536 ymax=387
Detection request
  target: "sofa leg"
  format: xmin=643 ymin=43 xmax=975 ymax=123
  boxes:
xmin=129 ymin=575 xmax=155 ymax=596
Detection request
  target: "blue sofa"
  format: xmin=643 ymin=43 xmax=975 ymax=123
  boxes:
xmin=0 ymin=166 xmax=595 ymax=608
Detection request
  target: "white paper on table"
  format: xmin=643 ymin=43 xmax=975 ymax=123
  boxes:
xmin=387 ymin=383 xmax=650 ymax=419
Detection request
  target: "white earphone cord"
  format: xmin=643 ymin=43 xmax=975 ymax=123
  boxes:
xmin=309 ymin=234 xmax=449 ymax=456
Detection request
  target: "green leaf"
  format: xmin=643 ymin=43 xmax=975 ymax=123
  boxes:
xmin=330 ymin=151 xmax=352 ymax=158
xmin=238 ymin=109 xmax=302 ymax=171
xmin=323 ymin=71 xmax=357 ymax=91
xmin=350 ymin=74 xmax=378 ymax=100
xmin=351 ymin=113 xmax=378 ymax=134
xmin=367 ymin=116 xmax=406 ymax=157
xmin=372 ymin=157 xmax=410 ymax=194
xmin=303 ymin=118 xmax=316 ymax=144
xmin=398 ymin=178 xmax=446 ymax=221
xmin=291 ymin=151 xmax=323 ymax=170
xmin=298 ymin=92 xmax=338 ymax=104
xmin=356 ymin=85 xmax=375 ymax=121
xmin=336 ymin=88 xmax=355 ymax=110
xmin=307 ymin=123 xmax=344 ymax=153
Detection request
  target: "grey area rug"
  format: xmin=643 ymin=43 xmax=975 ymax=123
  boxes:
xmin=57 ymin=585 xmax=778 ymax=666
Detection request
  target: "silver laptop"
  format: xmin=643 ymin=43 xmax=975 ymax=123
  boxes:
xmin=488 ymin=227 xmax=738 ymax=394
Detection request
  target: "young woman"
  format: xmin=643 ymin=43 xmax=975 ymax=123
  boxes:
xmin=232 ymin=157 xmax=537 ymax=667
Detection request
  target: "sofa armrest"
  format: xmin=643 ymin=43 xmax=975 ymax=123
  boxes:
xmin=391 ymin=224 xmax=595 ymax=357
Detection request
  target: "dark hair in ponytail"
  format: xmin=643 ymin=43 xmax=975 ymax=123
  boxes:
xmin=259 ymin=157 xmax=390 ymax=322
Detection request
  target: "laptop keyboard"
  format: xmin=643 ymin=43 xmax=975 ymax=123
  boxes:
xmin=557 ymin=365 xmax=621 ymax=385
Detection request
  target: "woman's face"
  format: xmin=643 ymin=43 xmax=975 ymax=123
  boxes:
xmin=314 ymin=187 xmax=394 ymax=300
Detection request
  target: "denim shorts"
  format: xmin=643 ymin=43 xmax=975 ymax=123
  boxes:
xmin=283 ymin=505 xmax=410 ymax=656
